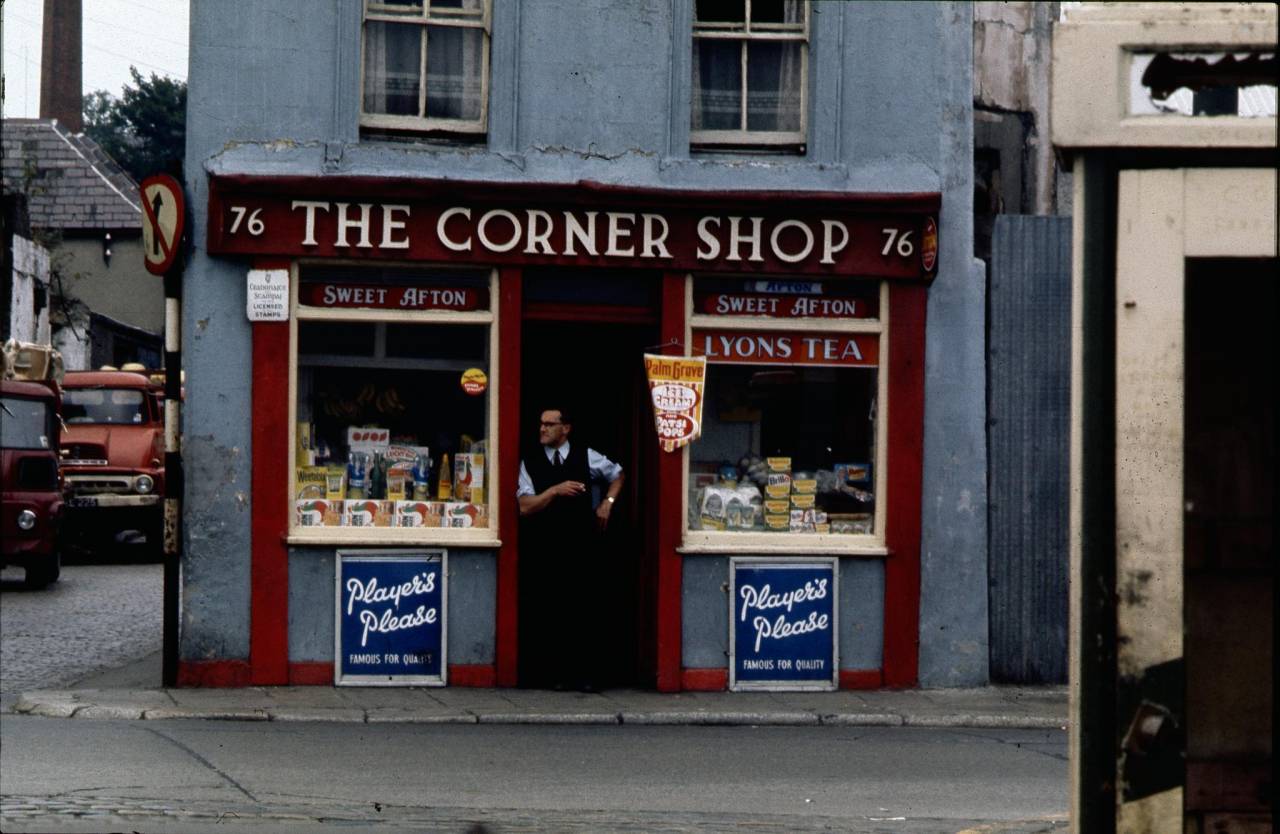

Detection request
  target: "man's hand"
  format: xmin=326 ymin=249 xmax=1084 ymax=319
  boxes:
xmin=595 ymin=498 xmax=613 ymax=532
xmin=550 ymin=480 xmax=586 ymax=498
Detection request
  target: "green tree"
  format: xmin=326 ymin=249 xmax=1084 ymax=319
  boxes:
xmin=82 ymin=67 xmax=186 ymax=182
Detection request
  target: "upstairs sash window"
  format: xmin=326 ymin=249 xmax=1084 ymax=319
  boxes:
xmin=362 ymin=0 xmax=491 ymax=134
xmin=692 ymin=0 xmax=809 ymax=149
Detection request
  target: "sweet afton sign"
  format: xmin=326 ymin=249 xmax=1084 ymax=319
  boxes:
xmin=335 ymin=550 xmax=447 ymax=686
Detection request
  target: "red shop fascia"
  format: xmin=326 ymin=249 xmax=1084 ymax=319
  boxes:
xmin=202 ymin=174 xmax=938 ymax=691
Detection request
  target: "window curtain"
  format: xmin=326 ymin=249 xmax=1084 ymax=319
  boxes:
xmin=692 ymin=0 xmax=803 ymax=134
xmin=746 ymin=1 xmax=802 ymax=132
xmin=363 ymin=20 xmax=421 ymax=116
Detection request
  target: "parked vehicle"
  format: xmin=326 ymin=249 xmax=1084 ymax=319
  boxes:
xmin=59 ymin=368 xmax=166 ymax=555
xmin=1 ymin=344 xmax=64 ymax=587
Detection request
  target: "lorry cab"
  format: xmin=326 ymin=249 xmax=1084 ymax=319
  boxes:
xmin=60 ymin=369 xmax=166 ymax=554
xmin=1 ymin=345 xmax=64 ymax=587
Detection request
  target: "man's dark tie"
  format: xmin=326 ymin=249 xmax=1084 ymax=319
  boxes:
xmin=553 ymin=450 xmax=562 ymax=467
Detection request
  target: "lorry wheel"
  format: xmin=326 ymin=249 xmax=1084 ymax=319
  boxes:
xmin=26 ymin=550 xmax=62 ymax=589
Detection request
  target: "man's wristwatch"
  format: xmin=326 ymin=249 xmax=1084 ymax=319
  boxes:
xmin=606 ymin=496 xmax=616 ymax=505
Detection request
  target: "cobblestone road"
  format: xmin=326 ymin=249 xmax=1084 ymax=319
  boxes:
xmin=0 ymin=564 xmax=161 ymax=696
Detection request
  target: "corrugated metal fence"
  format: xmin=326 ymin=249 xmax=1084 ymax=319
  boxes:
xmin=987 ymin=215 xmax=1072 ymax=684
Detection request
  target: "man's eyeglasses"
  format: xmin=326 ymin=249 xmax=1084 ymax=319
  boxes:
xmin=539 ymin=421 xmax=563 ymax=428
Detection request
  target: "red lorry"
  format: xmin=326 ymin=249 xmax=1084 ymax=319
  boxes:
xmin=1 ymin=357 xmax=64 ymax=587
xmin=59 ymin=369 xmax=166 ymax=555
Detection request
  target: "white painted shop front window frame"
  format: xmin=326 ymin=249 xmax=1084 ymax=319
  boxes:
xmin=679 ymin=276 xmax=889 ymax=556
xmin=360 ymin=0 xmax=492 ymax=136
xmin=286 ymin=262 xmax=502 ymax=547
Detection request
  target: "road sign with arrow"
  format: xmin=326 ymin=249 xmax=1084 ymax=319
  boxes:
xmin=140 ymin=174 xmax=185 ymax=276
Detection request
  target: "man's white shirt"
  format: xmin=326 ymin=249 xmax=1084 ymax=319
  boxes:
xmin=516 ymin=441 xmax=623 ymax=498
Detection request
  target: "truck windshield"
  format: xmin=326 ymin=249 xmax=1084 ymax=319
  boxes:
xmin=63 ymin=389 xmax=147 ymax=424
xmin=0 ymin=396 xmax=53 ymax=450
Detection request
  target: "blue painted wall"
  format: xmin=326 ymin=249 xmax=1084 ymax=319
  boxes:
xmin=185 ymin=0 xmax=985 ymax=685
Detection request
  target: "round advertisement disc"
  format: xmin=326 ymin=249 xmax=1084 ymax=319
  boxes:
xmin=460 ymin=367 xmax=488 ymax=396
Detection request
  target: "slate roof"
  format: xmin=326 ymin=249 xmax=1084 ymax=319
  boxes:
xmin=1 ymin=118 xmax=141 ymax=232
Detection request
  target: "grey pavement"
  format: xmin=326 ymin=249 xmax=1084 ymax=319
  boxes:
xmin=10 ymin=653 xmax=1067 ymax=727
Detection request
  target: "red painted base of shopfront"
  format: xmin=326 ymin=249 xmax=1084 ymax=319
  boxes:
xmin=196 ymin=183 xmax=934 ymax=693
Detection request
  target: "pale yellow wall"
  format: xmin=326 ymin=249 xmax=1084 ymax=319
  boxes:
xmin=53 ymin=236 xmax=164 ymax=335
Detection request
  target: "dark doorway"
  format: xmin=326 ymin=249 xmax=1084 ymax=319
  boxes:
xmin=518 ymin=275 xmax=659 ymax=689
xmin=1183 ymin=258 xmax=1275 ymax=821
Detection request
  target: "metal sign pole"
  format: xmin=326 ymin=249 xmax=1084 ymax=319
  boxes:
xmin=162 ymin=263 xmax=183 ymax=687
xmin=141 ymin=173 xmax=186 ymax=689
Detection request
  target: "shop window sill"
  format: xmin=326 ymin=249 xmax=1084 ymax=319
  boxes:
xmin=678 ymin=533 xmax=888 ymax=557
xmin=288 ymin=529 xmax=501 ymax=549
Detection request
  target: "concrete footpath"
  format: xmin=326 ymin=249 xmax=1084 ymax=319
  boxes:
xmin=10 ymin=682 xmax=1067 ymax=728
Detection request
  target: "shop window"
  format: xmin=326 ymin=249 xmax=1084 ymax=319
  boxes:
xmin=361 ymin=0 xmax=491 ymax=136
xmin=686 ymin=277 xmax=886 ymax=548
xmin=691 ymin=0 xmax=808 ymax=149
xmin=290 ymin=267 xmax=497 ymax=542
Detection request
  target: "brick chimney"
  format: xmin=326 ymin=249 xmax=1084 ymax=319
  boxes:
xmin=40 ymin=0 xmax=83 ymax=132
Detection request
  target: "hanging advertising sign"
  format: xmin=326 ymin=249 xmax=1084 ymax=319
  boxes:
xmin=335 ymin=550 xmax=447 ymax=686
xmin=730 ymin=558 xmax=838 ymax=691
xmin=643 ymin=354 xmax=706 ymax=453
xmin=695 ymin=330 xmax=879 ymax=367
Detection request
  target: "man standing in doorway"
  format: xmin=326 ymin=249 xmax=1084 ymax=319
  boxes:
xmin=517 ymin=406 xmax=625 ymax=691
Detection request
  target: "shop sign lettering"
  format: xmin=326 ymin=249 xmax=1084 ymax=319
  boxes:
xmin=336 ymin=552 xmax=446 ymax=686
xmin=698 ymin=292 xmax=876 ymax=319
xmin=208 ymin=179 xmax=939 ymax=280
xmin=696 ymin=330 xmax=879 ymax=367
xmin=731 ymin=560 xmax=838 ymax=690
xmin=300 ymin=283 xmax=484 ymax=311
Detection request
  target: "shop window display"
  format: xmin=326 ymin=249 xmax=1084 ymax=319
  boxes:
xmin=689 ymin=364 xmax=877 ymax=536
xmin=687 ymin=277 xmax=883 ymax=540
xmin=291 ymin=271 xmax=493 ymax=535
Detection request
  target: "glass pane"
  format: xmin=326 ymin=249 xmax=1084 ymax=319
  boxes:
xmin=384 ymin=323 xmax=487 ymax=360
xmin=363 ymin=20 xmax=421 ymax=116
xmin=62 ymin=389 xmax=146 ymax=425
xmin=296 ymin=320 xmax=491 ymax=531
xmin=0 ymin=397 xmax=52 ymax=449
xmin=689 ymin=364 xmax=878 ymax=535
xmin=426 ymin=25 xmax=484 ymax=120
xmin=750 ymin=0 xmax=803 ymax=25
xmin=692 ymin=39 xmax=743 ymax=131
xmin=298 ymin=322 xmax=376 ymax=357
xmin=428 ymin=0 xmax=484 ymax=13
xmin=747 ymin=41 xmax=802 ymax=132
xmin=369 ymin=0 xmax=423 ymax=15
xmin=695 ymin=0 xmax=745 ymax=24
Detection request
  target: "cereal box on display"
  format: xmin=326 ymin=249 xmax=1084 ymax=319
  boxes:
xmin=296 ymin=499 xmax=341 ymax=527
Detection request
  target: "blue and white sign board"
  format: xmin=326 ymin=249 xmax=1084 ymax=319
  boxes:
xmin=335 ymin=550 xmax=447 ymax=686
xmin=730 ymin=558 xmax=838 ymax=691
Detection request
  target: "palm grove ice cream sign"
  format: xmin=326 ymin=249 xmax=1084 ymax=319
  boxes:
xmin=207 ymin=177 xmax=940 ymax=279
xmin=643 ymin=355 xmax=706 ymax=452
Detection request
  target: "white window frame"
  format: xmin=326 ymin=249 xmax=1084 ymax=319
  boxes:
xmin=680 ymin=276 xmax=889 ymax=555
xmin=287 ymin=263 xmax=501 ymax=547
xmin=360 ymin=0 xmax=492 ymax=135
xmin=690 ymin=0 xmax=810 ymax=148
